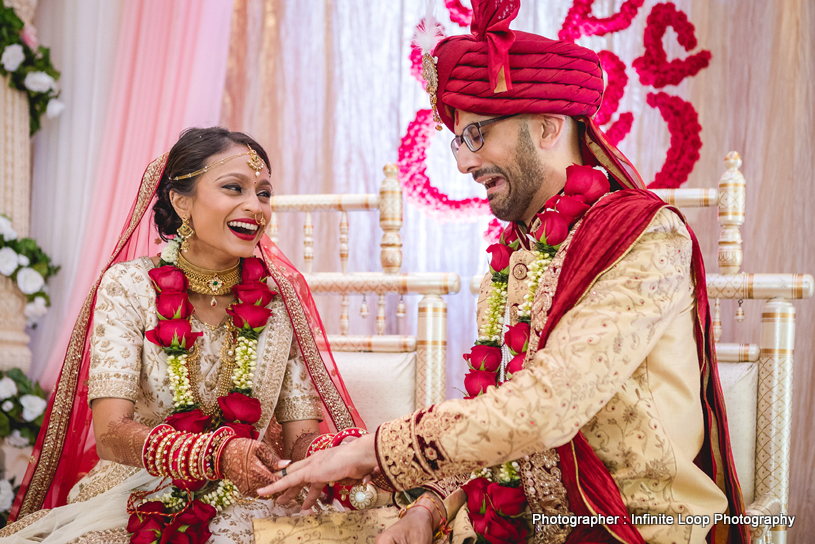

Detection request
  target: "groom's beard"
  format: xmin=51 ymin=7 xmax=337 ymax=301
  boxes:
xmin=486 ymin=123 xmax=546 ymax=222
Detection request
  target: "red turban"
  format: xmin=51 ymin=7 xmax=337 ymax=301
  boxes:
xmin=430 ymin=0 xmax=645 ymax=189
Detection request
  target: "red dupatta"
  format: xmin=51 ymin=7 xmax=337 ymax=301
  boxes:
xmin=539 ymin=190 xmax=749 ymax=544
xmin=10 ymin=154 xmax=364 ymax=521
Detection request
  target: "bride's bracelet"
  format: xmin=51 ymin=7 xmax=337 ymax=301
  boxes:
xmin=142 ymin=424 xmax=236 ymax=481
xmin=330 ymin=427 xmax=367 ymax=448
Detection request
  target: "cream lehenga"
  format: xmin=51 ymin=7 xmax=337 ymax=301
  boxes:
xmin=1 ymin=153 xmax=366 ymax=543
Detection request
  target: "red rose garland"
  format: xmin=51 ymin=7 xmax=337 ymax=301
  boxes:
xmin=645 ymin=92 xmax=702 ymax=189
xmin=129 ymin=255 xmax=276 ymax=544
xmin=462 ymin=164 xmax=610 ymax=397
xmin=632 ymin=2 xmax=711 ymax=89
xmin=460 ymin=165 xmax=609 ymax=544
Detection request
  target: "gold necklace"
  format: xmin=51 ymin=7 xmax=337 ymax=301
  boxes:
xmin=186 ymin=321 xmax=238 ymax=416
xmin=176 ymin=254 xmax=241 ymax=307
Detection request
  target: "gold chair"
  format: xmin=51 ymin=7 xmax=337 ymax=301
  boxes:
xmin=269 ymin=164 xmax=460 ymax=428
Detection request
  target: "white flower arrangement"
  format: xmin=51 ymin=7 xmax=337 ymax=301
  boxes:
xmin=0 ymin=377 xmax=17 ymax=400
xmin=0 ymin=214 xmax=59 ymax=327
xmin=0 ymin=44 xmax=23 ymax=72
xmin=0 ymin=3 xmax=63 ymax=135
xmin=0 ymin=369 xmax=48 ymax=449
xmin=160 ymin=238 xmax=180 ymax=264
xmin=20 ymin=394 xmax=46 ymax=422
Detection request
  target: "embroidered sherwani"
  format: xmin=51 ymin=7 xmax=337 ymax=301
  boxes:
xmin=376 ymin=208 xmax=728 ymax=544
xmin=5 ymin=258 xmax=324 ymax=544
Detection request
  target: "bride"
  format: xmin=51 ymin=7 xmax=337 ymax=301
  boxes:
xmin=0 ymin=127 xmax=366 ymax=543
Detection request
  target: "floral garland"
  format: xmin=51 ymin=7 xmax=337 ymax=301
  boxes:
xmin=128 ymin=240 xmax=276 ymax=544
xmin=558 ymin=0 xmax=645 ymax=42
xmin=631 ymin=2 xmax=711 ymax=89
xmin=460 ymin=165 xmax=610 ymax=544
xmin=397 ymin=108 xmax=490 ymax=222
xmin=0 ymin=5 xmax=62 ymax=135
xmin=0 ymin=215 xmax=59 ymax=327
xmin=443 ymin=0 xmax=472 ymax=27
xmin=645 ymin=92 xmax=702 ymax=190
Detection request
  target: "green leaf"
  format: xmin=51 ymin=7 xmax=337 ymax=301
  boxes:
xmin=0 ymin=412 xmax=10 ymax=437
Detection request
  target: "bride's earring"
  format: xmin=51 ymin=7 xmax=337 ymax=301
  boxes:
xmin=177 ymin=216 xmax=194 ymax=253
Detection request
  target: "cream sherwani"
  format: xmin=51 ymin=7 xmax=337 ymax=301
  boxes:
xmin=377 ymin=209 xmax=727 ymax=544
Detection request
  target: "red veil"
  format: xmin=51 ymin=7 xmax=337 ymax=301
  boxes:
xmin=10 ymin=153 xmax=364 ymax=521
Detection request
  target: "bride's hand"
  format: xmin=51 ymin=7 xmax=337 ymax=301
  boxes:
xmin=257 ymin=433 xmax=378 ymax=509
xmin=220 ymin=438 xmax=289 ymax=497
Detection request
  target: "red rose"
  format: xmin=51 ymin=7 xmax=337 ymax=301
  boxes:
xmin=176 ymin=499 xmax=217 ymax=526
xmin=534 ymin=210 xmax=569 ymax=246
xmin=505 ymin=353 xmax=525 ymax=377
xmin=564 ymin=164 xmax=610 ymax=204
xmin=233 ymin=280 xmax=275 ymax=307
xmin=499 ymin=224 xmax=519 ymax=249
xmin=226 ymin=303 xmax=272 ymax=332
xmin=554 ymin=195 xmax=590 ymax=224
xmin=462 ymin=477 xmax=490 ymax=515
xmin=241 ymin=257 xmax=269 ymax=283
xmin=486 ymin=243 xmax=512 ymax=274
xmin=464 ymin=345 xmax=502 ymax=372
xmin=219 ymin=392 xmax=262 ymax=424
xmin=224 ymin=421 xmax=259 ymax=439
xmin=160 ymin=520 xmax=194 ymax=544
xmin=487 ymin=482 xmax=527 ymax=516
xmin=149 ymin=266 xmax=188 ymax=293
xmin=171 ymin=477 xmax=207 ymax=493
xmin=145 ymin=319 xmax=202 ymax=350
xmin=480 ymin=508 xmax=529 ymax=544
xmin=128 ymin=501 xmax=165 ymax=544
xmin=504 ymin=322 xmax=530 ymax=355
xmin=544 ymin=194 xmax=561 ymax=210
xmin=155 ymin=292 xmax=194 ymax=321
xmin=464 ymin=369 xmax=497 ymax=398
xmin=165 ymin=408 xmax=212 ymax=433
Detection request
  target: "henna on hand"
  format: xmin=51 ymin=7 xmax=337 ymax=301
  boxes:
xmin=98 ymin=416 xmax=150 ymax=468
xmin=221 ymin=438 xmax=282 ymax=497
xmin=289 ymin=432 xmax=321 ymax=462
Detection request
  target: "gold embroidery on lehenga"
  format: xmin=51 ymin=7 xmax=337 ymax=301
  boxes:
xmin=19 ymin=155 xmax=168 ymax=518
xmin=274 ymin=395 xmax=323 ymax=423
xmin=68 ymin=463 xmax=140 ymax=504
xmin=0 ymin=509 xmax=51 ymax=536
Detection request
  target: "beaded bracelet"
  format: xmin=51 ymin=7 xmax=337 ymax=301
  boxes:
xmin=330 ymin=427 xmax=367 ymax=448
xmin=305 ymin=433 xmax=334 ymax=457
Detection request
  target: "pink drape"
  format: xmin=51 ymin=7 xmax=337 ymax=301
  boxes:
xmin=37 ymin=0 xmax=233 ymax=391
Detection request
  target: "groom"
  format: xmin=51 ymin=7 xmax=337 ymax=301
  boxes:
xmin=261 ymin=2 xmax=748 ymax=543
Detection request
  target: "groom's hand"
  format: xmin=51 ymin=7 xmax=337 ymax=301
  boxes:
xmin=257 ymin=433 xmax=378 ymax=509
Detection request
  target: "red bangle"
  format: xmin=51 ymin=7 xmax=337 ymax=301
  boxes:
xmin=330 ymin=427 xmax=367 ymax=448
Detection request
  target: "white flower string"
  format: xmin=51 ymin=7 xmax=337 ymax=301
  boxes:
xmin=478 ymin=280 xmax=508 ymax=343
xmin=232 ymin=337 xmax=257 ymax=391
xmin=517 ymin=250 xmax=555 ymax=319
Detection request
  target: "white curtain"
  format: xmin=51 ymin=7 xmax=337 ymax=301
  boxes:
xmin=27 ymin=0 xmax=125 ymax=379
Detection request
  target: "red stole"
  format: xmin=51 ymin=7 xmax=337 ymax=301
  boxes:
xmin=537 ymin=190 xmax=748 ymax=544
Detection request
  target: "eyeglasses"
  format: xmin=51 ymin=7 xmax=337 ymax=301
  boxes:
xmin=450 ymin=114 xmax=518 ymax=158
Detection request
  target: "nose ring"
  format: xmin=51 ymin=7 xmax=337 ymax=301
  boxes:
xmin=254 ymin=212 xmax=266 ymax=227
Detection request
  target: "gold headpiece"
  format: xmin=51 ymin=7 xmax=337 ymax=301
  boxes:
xmin=170 ymin=145 xmax=266 ymax=181
xmin=421 ymin=53 xmax=443 ymax=132
xmin=413 ymin=8 xmax=444 ymax=132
